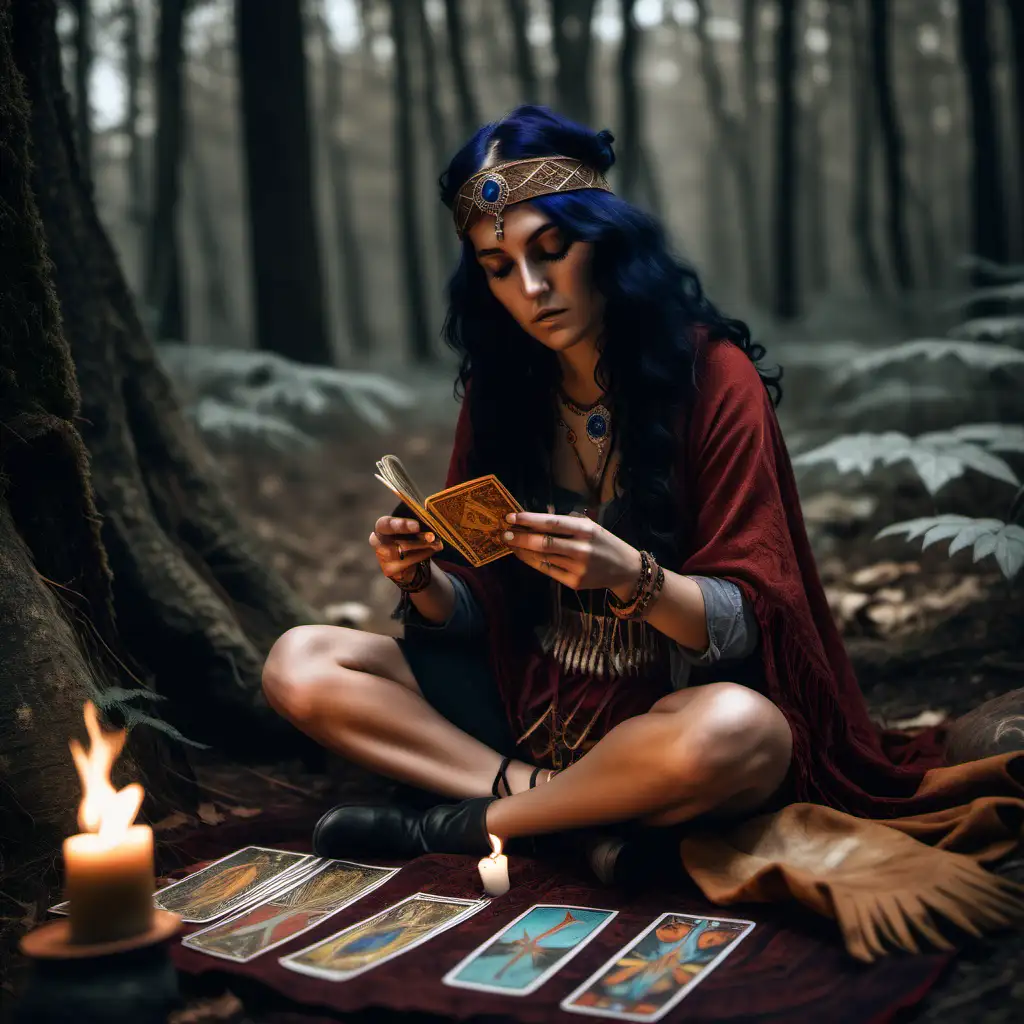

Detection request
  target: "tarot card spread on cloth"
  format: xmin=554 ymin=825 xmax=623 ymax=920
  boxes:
xmin=280 ymin=893 xmax=488 ymax=982
xmin=562 ymin=913 xmax=755 ymax=1022
xmin=444 ymin=904 xmax=617 ymax=996
xmin=181 ymin=859 xmax=399 ymax=963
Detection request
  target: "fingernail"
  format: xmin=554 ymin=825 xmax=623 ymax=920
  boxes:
xmin=503 ymin=531 xmax=514 ymax=542
xmin=424 ymin=532 xmax=435 ymax=542
xmin=390 ymin=518 xmax=401 ymax=530
xmin=505 ymin=513 xmax=516 ymax=524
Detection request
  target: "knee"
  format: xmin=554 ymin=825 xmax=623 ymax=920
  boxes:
xmin=262 ymin=625 xmax=336 ymax=723
xmin=671 ymin=683 xmax=792 ymax=784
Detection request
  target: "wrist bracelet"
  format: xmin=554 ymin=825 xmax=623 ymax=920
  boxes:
xmin=608 ymin=551 xmax=652 ymax=613
xmin=609 ymin=551 xmax=663 ymax=621
xmin=393 ymin=559 xmax=432 ymax=593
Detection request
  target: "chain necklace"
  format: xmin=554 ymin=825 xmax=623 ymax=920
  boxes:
xmin=556 ymin=389 xmax=614 ymax=514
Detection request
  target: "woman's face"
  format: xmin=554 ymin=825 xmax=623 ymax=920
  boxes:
xmin=467 ymin=202 xmax=604 ymax=354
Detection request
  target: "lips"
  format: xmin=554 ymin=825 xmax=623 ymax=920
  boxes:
xmin=532 ymin=308 xmax=567 ymax=324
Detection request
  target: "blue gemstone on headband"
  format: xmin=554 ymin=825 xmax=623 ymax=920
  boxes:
xmin=481 ymin=178 xmax=501 ymax=203
xmin=587 ymin=414 xmax=608 ymax=439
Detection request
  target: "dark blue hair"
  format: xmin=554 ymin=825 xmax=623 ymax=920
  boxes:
xmin=439 ymin=106 xmax=780 ymax=561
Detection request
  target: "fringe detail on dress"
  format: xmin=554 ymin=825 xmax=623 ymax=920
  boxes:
xmin=540 ymin=606 xmax=662 ymax=680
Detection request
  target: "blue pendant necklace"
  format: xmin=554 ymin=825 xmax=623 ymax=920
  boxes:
xmin=557 ymin=389 xmax=614 ymax=512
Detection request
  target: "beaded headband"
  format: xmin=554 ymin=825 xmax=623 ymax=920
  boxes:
xmin=452 ymin=156 xmax=613 ymax=240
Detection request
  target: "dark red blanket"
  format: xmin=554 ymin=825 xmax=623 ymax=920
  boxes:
xmin=166 ymin=829 xmax=949 ymax=1023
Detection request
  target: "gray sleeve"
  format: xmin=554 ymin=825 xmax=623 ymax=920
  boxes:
xmin=675 ymin=575 xmax=759 ymax=665
xmin=400 ymin=571 xmax=485 ymax=639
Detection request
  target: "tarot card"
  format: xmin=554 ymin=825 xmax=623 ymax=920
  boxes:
xmin=280 ymin=892 xmax=487 ymax=982
xmin=153 ymin=847 xmax=315 ymax=924
xmin=181 ymin=859 xmax=399 ymax=963
xmin=561 ymin=913 xmax=754 ymax=1021
xmin=444 ymin=904 xmax=617 ymax=996
xmin=426 ymin=476 xmax=523 ymax=567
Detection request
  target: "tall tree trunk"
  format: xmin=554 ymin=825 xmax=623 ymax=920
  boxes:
xmin=617 ymin=0 xmax=641 ymax=202
xmin=121 ymin=0 xmax=143 ymax=228
xmin=390 ymin=0 xmax=433 ymax=362
xmin=772 ymin=0 xmax=799 ymax=319
xmin=415 ymin=0 xmax=456 ymax=277
xmin=849 ymin=0 xmax=883 ymax=291
xmin=506 ymin=0 xmax=539 ymax=103
xmin=802 ymin=86 xmax=829 ymax=294
xmin=69 ymin=0 xmax=91 ymax=181
xmin=550 ymin=0 xmax=597 ymax=126
xmin=319 ymin=11 xmax=375 ymax=357
xmin=909 ymin=27 xmax=943 ymax=287
xmin=235 ymin=0 xmax=332 ymax=364
xmin=443 ymin=0 xmax=479 ymax=137
xmin=868 ymin=0 xmax=914 ymax=290
xmin=145 ymin=0 xmax=186 ymax=342
xmin=1006 ymin=0 xmax=1024 ymax=256
xmin=694 ymin=0 xmax=767 ymax=305
xmin=957 ymin=0 xmax=1008 ymax=267
xmin=12 ymin=0 xmax=318 ymax=757
xmin=187 ymin=144 xmax=233 ymax=343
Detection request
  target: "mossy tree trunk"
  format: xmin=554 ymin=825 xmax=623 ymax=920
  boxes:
xmin=0 ymin=0 xmax=320 ymax=916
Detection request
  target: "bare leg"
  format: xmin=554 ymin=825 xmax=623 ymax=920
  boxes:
xmin=486 ymin=682 xmax=793 ymax=839
xmin=262 ymin=625 xmax=538 ymax=799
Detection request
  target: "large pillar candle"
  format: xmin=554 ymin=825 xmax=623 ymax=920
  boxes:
xmin=63 ymin=825 xmax=155 ymax=945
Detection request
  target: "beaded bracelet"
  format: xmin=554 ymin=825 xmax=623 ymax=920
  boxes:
xmin=393 ymin=559 xmax=432 ymax=594
xmin=608 ymin=550 xmax=664 ymax=621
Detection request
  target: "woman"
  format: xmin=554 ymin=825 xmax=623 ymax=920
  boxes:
xmin=262 ymin=106 xmax=937 ymax=862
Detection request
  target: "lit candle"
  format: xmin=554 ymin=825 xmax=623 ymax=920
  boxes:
xmin=62 ymin=703 xmax=156 ymax=945
xmin=478 ymin=833 xmax=510 ymax=897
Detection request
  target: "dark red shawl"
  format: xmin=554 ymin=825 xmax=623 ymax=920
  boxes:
xmin=438 ymin=339 xmax=946 ymax=819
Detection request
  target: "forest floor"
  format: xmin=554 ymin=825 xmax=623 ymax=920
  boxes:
xmin=157 ymin=417 xmax=1023 ymax=1024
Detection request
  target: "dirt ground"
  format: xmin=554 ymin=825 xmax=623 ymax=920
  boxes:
xmin=164 ymin=419 xmax=1022 ymax=1024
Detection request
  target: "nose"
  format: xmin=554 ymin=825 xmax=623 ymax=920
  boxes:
xmin=520 ymin=260 xmax=550 ymax=300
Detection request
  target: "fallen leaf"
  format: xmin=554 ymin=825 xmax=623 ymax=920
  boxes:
xmin=227 ymin=805 xmax=262 ymax=819
xmin=197 ymin=802 xmax=226 ymax=826
xmin=888 ymin=709 xmax=949 ymax=730
xmin=322 ymin=600 xmax=372 ymax=626
xmin=850 ymin=561 xmax=920 ymax=589
xmin=152 ymin=810 xmax=193 ymax=833
xmin=168 ymin=990 xmax=243 ymax=1023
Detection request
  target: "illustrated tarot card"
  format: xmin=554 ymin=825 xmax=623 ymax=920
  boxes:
xmin=153 ymin=847 xmax=315 ymax=923
xmin=444 ymin=904 xmax=617 ymax=996
xmin=427 ymin=476 xmax=523 ymax=567
xmin=181 ymin=859 xmax=399 ymax=963
xmin=561 ymin=913 xmax=754 ymax=1021
xmin=280 ymin=893 xmax=487 ymax=982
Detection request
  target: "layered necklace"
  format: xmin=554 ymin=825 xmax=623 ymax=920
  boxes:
xmin=556 ymin=387 xmax=614 ymax=514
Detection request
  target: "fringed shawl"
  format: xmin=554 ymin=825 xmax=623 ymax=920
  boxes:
xmin=438 ymin=338 xmax=946 ymax=818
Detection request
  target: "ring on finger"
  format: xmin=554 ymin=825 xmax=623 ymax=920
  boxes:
xmin=397 ymin=542 xmax=405 ymax=561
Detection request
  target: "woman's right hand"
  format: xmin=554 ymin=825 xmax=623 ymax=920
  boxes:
xmin=369 ymin=516 xmax=443 ymax=582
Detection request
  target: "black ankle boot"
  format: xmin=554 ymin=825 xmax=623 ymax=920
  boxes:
xmin=312 ymin=797 xmax=496 ymax=860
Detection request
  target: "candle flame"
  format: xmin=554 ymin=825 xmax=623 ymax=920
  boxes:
xmin=488 ymin=833 xmax=503 ymax=858
xmin=69 ymin=701 xmax=143 ymax=843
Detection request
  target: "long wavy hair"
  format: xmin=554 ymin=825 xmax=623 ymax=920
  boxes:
xmin=439 ymin=106 xmax=781 ymax=562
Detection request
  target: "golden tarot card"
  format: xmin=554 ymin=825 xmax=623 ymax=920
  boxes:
xmin=280 ymin=893 xmax=488 ymax=981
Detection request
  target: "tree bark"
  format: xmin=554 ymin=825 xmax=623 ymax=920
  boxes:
xmin=443 ymin=0 xmax=479 ymax=137
xmin=507 ymin=0 xmax=540 ymax=103
xmin=0 ymin=0 xmax=200 ymax=903
xmin=145 ymin=0 xmax=187 ymax=342
xmin=802 ymin=84 xmax=829 ymax=294
xmin=550 ymin=0 xmax=597 ymax=126
xmin=1006 ymin=0 xmax=1024 ymax=256
xmin=69 ymin=0 xmax=91 ymax=181
xmin=390 ymin=0 xmax=433 ymax=362
xmin=235 ymin=0 xmax=332 ymax=364
xmin=187 ymin=143 xmax=233 ymax=343
xmin=693 ymin=0 xmax=768 ymax=305
xmin=319 ymin=8 xmax=375 ymax=357
xmin=121 ymin=0 xmax=144 ymax=228
xmin=616 ymin=0 xmax=641 ymax=202
xmin=868 ymin=0 xmax=914 ymax=290
xmin=957 ymin=0 xmax=1008 ymax=267
xmin=771 ymin=0 xmax=799 ymax=319
xmin=849 ymin=0 xmax=883 ymax=291
xmin=11 ymin=0 xmax=318 ymax=762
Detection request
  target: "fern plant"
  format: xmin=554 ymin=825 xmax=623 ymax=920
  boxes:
xmin=157 ymin=344 xmax=415 ymax=451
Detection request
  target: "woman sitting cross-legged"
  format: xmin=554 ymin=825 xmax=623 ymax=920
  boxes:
xmin=261 ymin=106 xmax=954 ymax=866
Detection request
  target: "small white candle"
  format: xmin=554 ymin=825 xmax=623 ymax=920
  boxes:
xmin=478 ymin=833 xmax=510 ymax=897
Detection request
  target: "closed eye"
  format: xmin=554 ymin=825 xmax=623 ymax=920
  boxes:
xmin=488 ymin=263 xmax=514 ymax=280
xmin=540 ymin=240 xmax=573 ymax=262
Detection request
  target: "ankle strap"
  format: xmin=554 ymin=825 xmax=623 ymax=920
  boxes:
xmin=492 ymin=756 xmax=513 ymax=797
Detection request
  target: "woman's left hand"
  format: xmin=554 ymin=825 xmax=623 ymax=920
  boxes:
xmin=502 ymin=512 xmax=641 ymax=594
